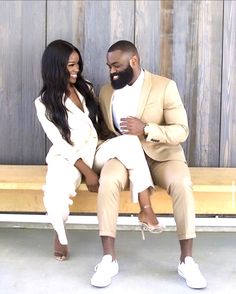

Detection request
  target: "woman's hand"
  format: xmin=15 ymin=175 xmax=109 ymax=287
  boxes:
xmin=84 ymin=169 xmax=99 ymax=192
xmin=74 ymin=158 xmax=99 ymax=192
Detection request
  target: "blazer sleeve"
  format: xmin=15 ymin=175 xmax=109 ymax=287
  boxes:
xmin=145 ymin=80 xmax=189 ymax=145
xmin=35 ymin=98 xmax=82 ymax=165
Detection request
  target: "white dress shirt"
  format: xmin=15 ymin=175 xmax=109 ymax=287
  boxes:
xmin=112 ymin=69 xmax=144 ymax=132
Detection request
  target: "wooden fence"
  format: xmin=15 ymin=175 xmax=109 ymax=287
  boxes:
xmin=0 ymin=0 xmax=235 ymax=167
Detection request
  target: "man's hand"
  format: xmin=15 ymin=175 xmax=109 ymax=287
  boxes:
xmin=120 ymin=116 xmax=146 ymax=135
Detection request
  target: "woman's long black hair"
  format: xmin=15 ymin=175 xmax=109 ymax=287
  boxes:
xmin=39 ymin=39 xmax=101 ymax=145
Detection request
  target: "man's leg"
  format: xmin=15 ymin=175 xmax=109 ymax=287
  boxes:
xmin=101 ymin=236 xmax=116 ymax=259
xmin=91 ymin=158 xmax=128 ymax=287
xmin=148 ymin=159 xmax=195 ymax=256
xmin=180 ymin=239 xmax=193 ymax=262
xmin=148 ymin=159 xmax=207 ymax=289
xmin=97 ymin=158 xmax=128 ymax=251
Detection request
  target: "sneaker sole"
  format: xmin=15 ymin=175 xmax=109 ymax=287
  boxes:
xmin=91 ymin=270 xmax=119 ymax=288
xmin=178 ymin=269 xmax=207 ymax=289
xmin=91 ymin=280 xmax=111 ymax=288
xmin=178 ymin=268 xmax=185 ymax=279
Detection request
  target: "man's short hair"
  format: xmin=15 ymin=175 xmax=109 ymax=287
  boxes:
xmin=108 ymin=40 xmax=138 ymax=55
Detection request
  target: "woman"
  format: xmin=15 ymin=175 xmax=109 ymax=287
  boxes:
xmin=35 ymin=40 xmax=164 ymax=261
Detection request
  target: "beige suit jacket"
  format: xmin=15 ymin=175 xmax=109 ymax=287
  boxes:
xmin=99 ymin=70 xmax=189 ymax=162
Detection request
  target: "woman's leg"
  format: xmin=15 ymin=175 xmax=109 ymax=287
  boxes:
xmin=95 ymin=135 xmax=154 ymax=199
xmin=95 ymin=135 xmax=159 ymax=227
xmin=43 ymin=156 xmax=81 ymax=259
xmin=138 ymin=189 xmax=159 ymax=226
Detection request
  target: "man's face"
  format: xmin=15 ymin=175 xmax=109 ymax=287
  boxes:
xmin=106 ymin=50 xmax=134 ymax=90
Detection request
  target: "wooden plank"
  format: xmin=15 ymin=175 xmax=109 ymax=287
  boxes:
xmin=0 ymin=1 xmax=46 ymax=164
xmin=172 ymin=1 xmax=224 ymax=166
xmin=135 ymin=0 xmax=161 ymax=74
xmin=190 ymin=0 xmax=223 ymax=167
xmin=172 ymin=1 xmax=192 ymax=104
xmin=46 ymin=1 xmax=85 ymax=53
xmin=0 ymin=0 xmax=235 ymax=169
xmin=0 ymin=165 xmax=46 ymax=189
xmin=171 ymin=0 xmax=194 ymax=163
xmin=0 ymin=189 xmax=235 ymax=215
xmin=0 ymin=165 xmax=235 ymax=214
xmin=220 ymin=0 xmax=236 ymax=166
xmin=159 ymin=0 xmax=173 ymax=78
xmin=45 ymin=0 xmax=86 ymax=154
xmin=0 ymin=166 xmax=235 ymax=190
xmin=0 ymin=165 xmax=87 ymax=191
xmin=83 ymin=0 xmax=134 ymax=95
xmin=0 ymin=190 xmax=45 ymax=212
xmin=194 ymin=192 xmax=236 ymax=214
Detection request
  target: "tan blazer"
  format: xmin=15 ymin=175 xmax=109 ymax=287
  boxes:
xmin=99 ymin=70 xmax=189 ymax=162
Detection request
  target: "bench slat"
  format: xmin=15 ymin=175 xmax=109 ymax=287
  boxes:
xmin=0 ymin=165 xmax=235 ymax=191
xmin=0 ymin=165 xmax=235 ymax=215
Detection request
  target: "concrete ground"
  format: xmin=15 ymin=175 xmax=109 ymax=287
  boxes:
xmin=0 ymin=228 xmax=236 ymax=294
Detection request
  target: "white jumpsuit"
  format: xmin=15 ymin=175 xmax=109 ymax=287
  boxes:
xmin=35 ymin=91 xmax=154 ymax=245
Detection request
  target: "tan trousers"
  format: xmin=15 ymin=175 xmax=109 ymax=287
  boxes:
xmin=97 ymin=157 xmax=196 ymax=240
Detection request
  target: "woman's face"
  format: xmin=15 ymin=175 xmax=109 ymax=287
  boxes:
xmin=67 ymin=51 xmax=80 ymax=85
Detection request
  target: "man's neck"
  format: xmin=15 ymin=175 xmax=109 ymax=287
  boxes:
xmin=128 ymin=67 xmax=142 ymax=86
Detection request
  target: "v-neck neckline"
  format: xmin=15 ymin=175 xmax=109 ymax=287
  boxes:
xmin=67 ymin=87 xmax=84 ymax=112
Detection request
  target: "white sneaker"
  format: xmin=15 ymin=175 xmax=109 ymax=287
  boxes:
xmin=178 ymin=256 xmax=207 ymax=289
xmin=91 ymin=255 xmax=119 ymax=287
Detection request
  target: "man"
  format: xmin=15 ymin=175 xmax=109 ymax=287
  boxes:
xmin=90 ymin=40 xmax=207 ymax=289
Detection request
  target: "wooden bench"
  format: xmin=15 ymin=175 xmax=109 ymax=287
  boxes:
xmin=0 ymin=165 xmax=236 ymax=215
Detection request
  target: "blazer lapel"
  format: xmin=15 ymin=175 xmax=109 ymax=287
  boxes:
xmin=136 ymin=70 xmax=152 ymax=118
xmin=106 ymin=88 xmax=114 ymax=128
xmin=102 ymin=86 xmax=119 ymax=133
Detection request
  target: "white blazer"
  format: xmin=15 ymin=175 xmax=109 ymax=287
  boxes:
xmin=35 ymin=91 xmax=98 ymax=168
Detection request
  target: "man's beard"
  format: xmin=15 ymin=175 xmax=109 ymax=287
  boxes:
xmin=110 ymin=65 xmax=134 ymax=89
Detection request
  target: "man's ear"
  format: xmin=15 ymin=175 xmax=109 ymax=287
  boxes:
xmin=129 ymin=55 xmax=138 ymax=67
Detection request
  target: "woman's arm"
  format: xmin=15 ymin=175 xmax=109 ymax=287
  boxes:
xmin=74 ymin=158 xmax=99 ymax=192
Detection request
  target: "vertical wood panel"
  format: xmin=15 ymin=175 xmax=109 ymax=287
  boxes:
xmin=0 ymin=0 xmax=235 ymax=167
xmin=0 ymin=1 xmax=46 ymax=164
xmin=135 ymin=0 xmax=161 ymax=74
xmin=172 ymin=1 xmax=192 ymax=103
xmin=192 ymin=0 xmax=223 ymax=167
xmin=46 ymin=1 xmax=85 ymax=53
xmin=159 ymin=0 xmax=173 ymax=78
xmin=83 ymin=0 xmax=134 ymax=95
xmin=175 ymin=0 xmax=223 ymax=167
xmin=46 ymin=0 xmax=86 ymax=153
xmin=220 ymin=0 xmax=236 ymax=167
xmin=171 ymin=0 xmax=193 ymax=156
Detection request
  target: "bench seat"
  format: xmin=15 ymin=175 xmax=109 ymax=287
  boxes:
xmin=0 ymin=165 xmax=235 ymax=215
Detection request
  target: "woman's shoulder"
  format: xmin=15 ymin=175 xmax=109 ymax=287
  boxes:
xmin=34 ymin=95 xmax=42 ymax=104
xmin=35 ymin=95 xmax=41 ymax=102
xmin=34 ymin=95 xmax=45 ymax=111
